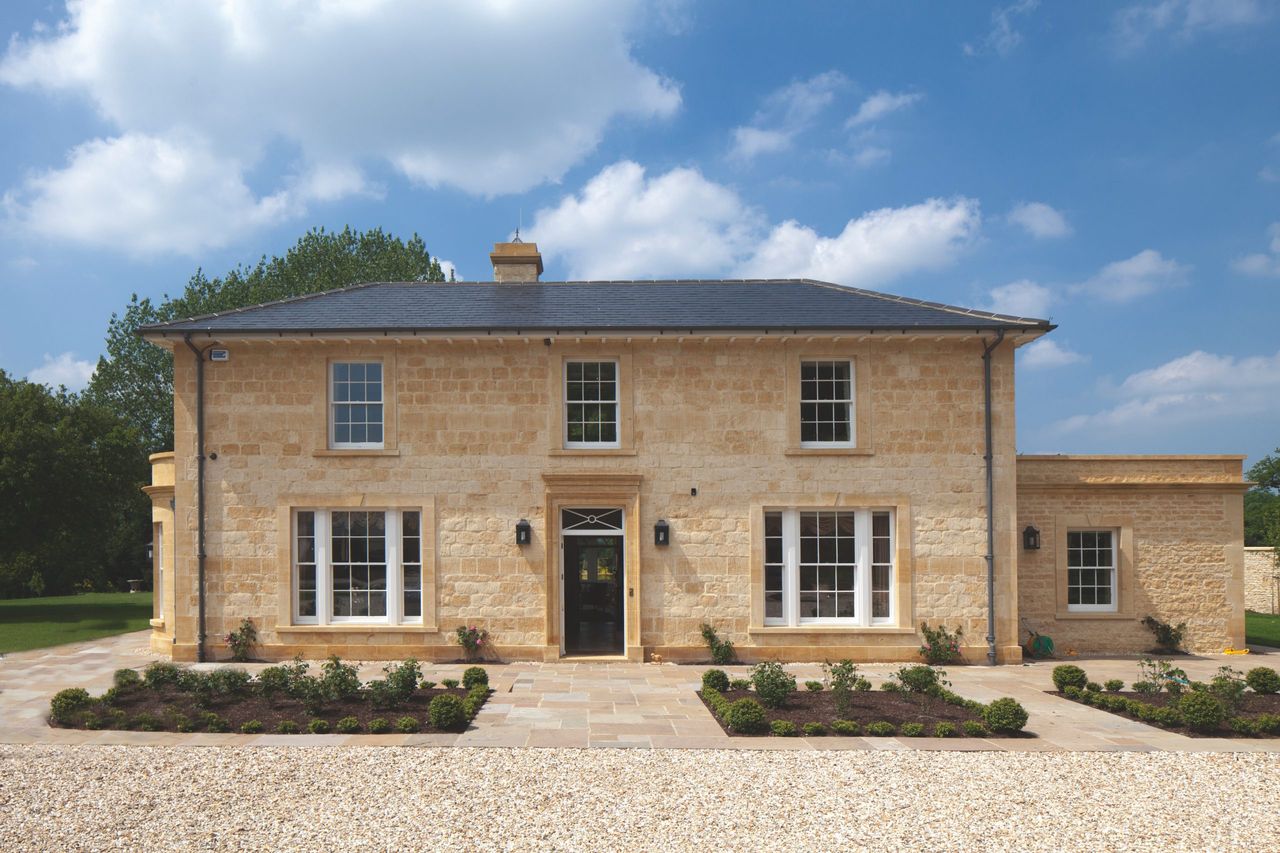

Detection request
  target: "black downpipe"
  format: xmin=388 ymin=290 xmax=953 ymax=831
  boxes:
xmin=183 ymin=335 xmax=208 ymax=663
xmin=982 ymin=330 xmax=1005 ymax=666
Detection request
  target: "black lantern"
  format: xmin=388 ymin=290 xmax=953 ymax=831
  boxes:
xmin=654 ymin=519 xmax=670 ymax=546
xmin=1022 ymin=525 xmax=1041 ymax=551
xmin=515 ymin=519 xmax=532 ymax=546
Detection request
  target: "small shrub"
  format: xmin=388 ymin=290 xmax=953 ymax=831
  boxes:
xmin=240 ymin=720 xmax=264 ymax=734
xmin=368 ymin=717 xmax=392 ymax=734
xmin=701 ymin=669 xmax=730 ymax=693
xmin=701 ymin=686 xmax=730 ymax=718
xmin=50 ymin=688 xmax=91 ymax=725
xmin=225 ymin=618 xmax=258 ymax=662
xmin=1137 ymin=657 xmax=1188 ymax=694
xmin=750 ymin=662 xmax=796 ymax=709
xmin=463 ymin=687 xmax=488 ymax=718
xmin=275 ymin=720 xmax=300 ymax=734
xmin=1052 ymin=665 xmax=1088 ymax=692
xmin=983 ymin=698 xmax=1029 ymax=733
xmin=1210 ymin=666 xmax=1247 ymax=712
xmin=831 ymin=720 xmax=860 ymax=736
xmin=900 ymin=722 xmax=925 ymax=737
xmin=724 ymin=698 xmax=768 ymax=734
xmin=1228 ymin=717 xmax=1259 ymax=737
xmin=802 ymin=722 xmax=827 ymax=736
xmin=729 ymin=678 xmax=752 ymax=691
xmin=880 ymin=681 xmax=901 ymax=692
xmin=104 ymin=708 xmax=127 ymax=729
xmin=365 ymin=680 xmax=401 ymax=711
xmin=1132 ymin=680 xmax=1159 ymax=695
xmin=770 ymin=720 xmax=798 ymax=737
xmin=864 ymin=721 xmax=896 ymax=737
xmin=918 ymin=621 xmax=964 ymax=665
xmin=454 ymin=625 xmax=490 ymax=660
xmin=462 ymin=666 xmax=489 ymax=690
xmin=804 ymin=680 xmax=824 ymax=692
xmin=1254 ymin=713 xmax=1280 ymax=734
xmin=335 ymin=716 xmax=361 ymax=734
xmin=420 ymin=680 xmax=437 ymax=690
xmin=384 ymin=659 xmax=422 ymax=702
xmin=824 ymin=660 xmax=858 ymax=717
xmin=428 ymin=694 xmax=468 ymax=731
xmin=894 ymin=665 xmax=946 ymax=695
xmin=131 ymin=712 xmax=163 ymax=731
xmin=113 ymin=668 xmax=142 ymax=690
xmin=143 ymin=661 xmax=182 ymax=689
xmin=320 ymin=655 xmax=362 ymax=701
xmin=1141 ymin=616 xmax=1186 ymax=652
xmin=170 ymin=712 xmax=193 ymax=733
xmin=201 ymin=712 xmax=230 ymax=733
xmin=700 ymin=623 xmax=736 ymax=665
xmin=1150 ymin=706 xmax=1184 ymax=728
xmin=395 ymin=716 xmax=420 ymax=734
xmin=83 ymin=713 xmax=105 ymax=730
xmin=1085 ymin=681 xmax=1102 ymax=693
xmin=1062 ymin=685 xmax=1082 ymax=699
xmin=307 ymin=718 xmax=331 ymax=734
xmin=1104 ymin=679 xmax=1125 ymax=693
xmin=208 ymin=668 xmax=253 ymax=696
xmin=1246 ymin=667 xmax=1280 ymax=695
xmin=962 ymin=720 xmax=989 ymax=737
xmin=256 ymin=665 xmax=291 ymax=698
xmin=933 ymin=722 xmax=957 ymax=738
xmin=1178 ymin=691 xmax=1227 ymax=732
xmin=853 ymin=677 xmax=872 ymax=692
xmin=441 ymin=678 xmax=460 ymax=690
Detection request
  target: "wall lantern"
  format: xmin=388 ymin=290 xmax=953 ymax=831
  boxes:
xmin=654 ymin=519 xmax=670 ymax=546
xmin=1022 ymin=525 xmax=1041 ymax=551
xmin=515 ymin=519 xmax=532 ymax=546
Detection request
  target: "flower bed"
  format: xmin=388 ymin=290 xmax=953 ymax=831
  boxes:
xmin=1050 ymin=661 xmax=1280 ymax=738
xmin=48 ymin=657 xmax=491 ymax=735
xmin=697 ymin=662 xmax=1031 ymax=738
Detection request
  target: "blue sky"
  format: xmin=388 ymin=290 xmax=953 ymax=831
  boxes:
xmin=1 ymin=1 xmax=1277 ymax=462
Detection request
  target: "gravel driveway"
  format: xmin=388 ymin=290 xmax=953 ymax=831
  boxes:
xmin=2 ymin=745 xmax=1276 ymax=851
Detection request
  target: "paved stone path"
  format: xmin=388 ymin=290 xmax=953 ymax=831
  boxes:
xmin=3 ymin=630 xmax=1279 ymax=751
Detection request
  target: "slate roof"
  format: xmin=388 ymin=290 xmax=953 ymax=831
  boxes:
xmin=138 ymin=279 xmax=1053 ymax=335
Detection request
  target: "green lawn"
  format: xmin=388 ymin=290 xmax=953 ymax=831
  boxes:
xmin=0 ymin=592 xmax=153 ymax=654
xmin=1246 ymin=610 xmax=1280 ymax=649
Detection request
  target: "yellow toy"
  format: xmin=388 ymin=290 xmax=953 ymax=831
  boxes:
xmin=1223 ymin=647 xmax=1251 ymax=655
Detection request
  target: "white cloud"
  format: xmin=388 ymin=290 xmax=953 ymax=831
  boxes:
xmin=1232 ymin=222 xmax=1280 ymax=277
xmin=1055 ymin=349 xmax=1280 ymax=433
xmin=28 ymin=351 xmax=95 ymax=390
xmin=437 ymin=259 xmax=461 ymax=281
xmin=729 ymin=71 xmax=847 ymax=163
xmin=850 ymin=146 xmax=892 ymax=168
xmin=1114 ymin=0 xmax=1268 ymax=50
xmin=1007 ymin=201 xmax=1072 ymax=239
xmin=0 ymin=0 xmax=680 ymax=254
xmin=1019 ymin=339 xmax=1086 ymax=370
xmin=846 ymin=91 xmax=923 ymax=129
xmin=984 ymin=279 xmax=1054 ymax=318
xmin=964 ymin=0 xmax=1040 ymax=57
xmin=1071 ymin=249 xmax=1190 ymax=302
xmin=529 ymin=160 xmax=981 ymax=286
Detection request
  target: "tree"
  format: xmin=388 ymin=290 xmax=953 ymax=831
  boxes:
xmin=87 ymin=226 xmax=446 ymax=452
xmin=0 ymin=371 xmax=149 ymax=596
xmin=1246 ymin=450 xmax=1280 ymax=548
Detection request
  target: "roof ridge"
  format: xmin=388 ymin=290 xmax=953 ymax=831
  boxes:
xmin=798 ymin=279 xmax=1047 ymax=326
xmin=138 ymin=279 xmax=391 ymax=330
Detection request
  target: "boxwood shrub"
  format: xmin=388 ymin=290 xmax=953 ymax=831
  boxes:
xmin=725 ymin=698 xmax=768 ymax=734
xmin=802 ymin=722 xmax=827 ymax=736
xmin=367 ymin=718 xmax=392 ymax=734
xmin=831 ymin=720 xmax=860 ymax=736
xmin=701 ymin=669 xmax=730 ymax=693
xmin=900 ymin=722 xmax=925 ymax=737
xmin=983 ymin=697 xmax=1029 ymax=733
xmin=864 ymin=721 xmax=896 ymax=736
xmin=462 ymin=667 xmax=489 ymax=690
xmin=1052 ymin=664 xmax=1088 ymax=692
xmin=770 ymin=719 xmax=798 ymax=736
xmin=428 ymin=694 xmax=468 ymax=731
xmin=933 ymin=722 xmax=957 ymax=738
xmin=49 ymin=688 xmax=91 ymax=725
xmin=1246 ymin=667 xmax=1280 ymax=695
xmin=1178 ymin=691 xmax=1226 ymax=732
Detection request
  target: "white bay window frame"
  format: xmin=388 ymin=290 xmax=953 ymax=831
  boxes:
xmin=764 ymin=507 xmax=894 ymax=627
xmin=293 ymin=508 xmax=423 ymax=626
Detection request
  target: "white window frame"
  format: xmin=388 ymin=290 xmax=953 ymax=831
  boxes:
xmin=799 ymin=359 xmax=855 ymax=448
xmin=329 ymin=361 xmax=385 ymax=450
xmin=764 ymin=507 xmax=893 ymax=627
xmin=564 ymin=359 xmax=621 ymax=449
xmin=154 ymin=523 xmax=164 ymax=620
xmin=1066 ymin=528 xmax=1118 ymax=614
xmin=292 ymin=508 xmax=423 ymax=626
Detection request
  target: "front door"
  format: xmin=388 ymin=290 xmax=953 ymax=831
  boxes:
xmin=563 ymin=534 xmax=624 ymax=655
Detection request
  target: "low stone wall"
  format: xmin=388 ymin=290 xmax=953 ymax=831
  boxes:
xmin=1245 ymin=547 xmax=1278 ymax=615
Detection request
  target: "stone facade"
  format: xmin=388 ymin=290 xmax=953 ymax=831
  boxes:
xmin=1015 ymin=456 xmax=1247 ymax=653
xmin=1245 ymin=547 xmax=1278 ymax=615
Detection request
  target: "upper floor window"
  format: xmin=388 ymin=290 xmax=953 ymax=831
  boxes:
xmin=1066 ymin=529 xmax=1117 ymax=613
xmin=565 ymin=360 xmax=619 ymax=448
xmin=331 ymin=361 xmax=383 ymax=448
xmin=800 ymin=360 xmax=854 ymax=446
xmin=764 ymin=507 xmax=893 ymax=626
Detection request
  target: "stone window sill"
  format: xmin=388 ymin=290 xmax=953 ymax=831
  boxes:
xmin=548 ymin=448 xmax=637 ymax=457
xmin=784 ymin=446 xmax=874 ymax=457
xmin=275 ymin=624 xmax=439 ymax=634
xmin=749 ymin=625 xmax=915 ymax=636
xmin=149 ymin=618 xmax=165 ymax=629
xmin=313 ymin=448 xmax=400 ymax=458
xmin=1054 ymin=611 xmax=1133 ymax=621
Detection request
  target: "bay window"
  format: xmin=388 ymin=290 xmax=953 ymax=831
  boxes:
xmin=763 ymin=508 xmax=894 ymax=626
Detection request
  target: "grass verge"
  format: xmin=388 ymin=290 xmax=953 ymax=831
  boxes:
xmin=0 ymin=592 xmax=153 ymax=654
xmin=1246 ymin=610 xmax=1280 ymax=649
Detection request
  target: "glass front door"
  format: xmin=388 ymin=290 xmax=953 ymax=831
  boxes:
xmin=563 ymin=534 xmax=624 ymax=654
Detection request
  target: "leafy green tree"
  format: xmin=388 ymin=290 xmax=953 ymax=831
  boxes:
xmin=86 ymin=226 xmax=446 ymax=451
xmin=1246 ymin=449 xmax=1280 ymax=548
xmin=0 ymin=371 xmax=149 ymax=596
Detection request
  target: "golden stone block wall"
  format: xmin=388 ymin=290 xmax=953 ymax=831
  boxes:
xmin=158 ymin=332 xmax=1022 ymax=662
xmin=1015 ymin=456 xmax=1247 ymax=653
xmin=1245 ymin=547 xmax=1278 ymax=615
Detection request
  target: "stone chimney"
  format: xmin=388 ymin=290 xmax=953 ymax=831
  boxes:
xmin=490 ymin=238 xmax=543 ymax=282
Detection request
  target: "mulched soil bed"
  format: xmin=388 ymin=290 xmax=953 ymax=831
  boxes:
xmin=54 ymin=684 xmax=485 ymax=734
xmin=1052 ymin=690 xmax=1280 ymax=738
xmin=699 ymin=689 xmax=1027 ymax=737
